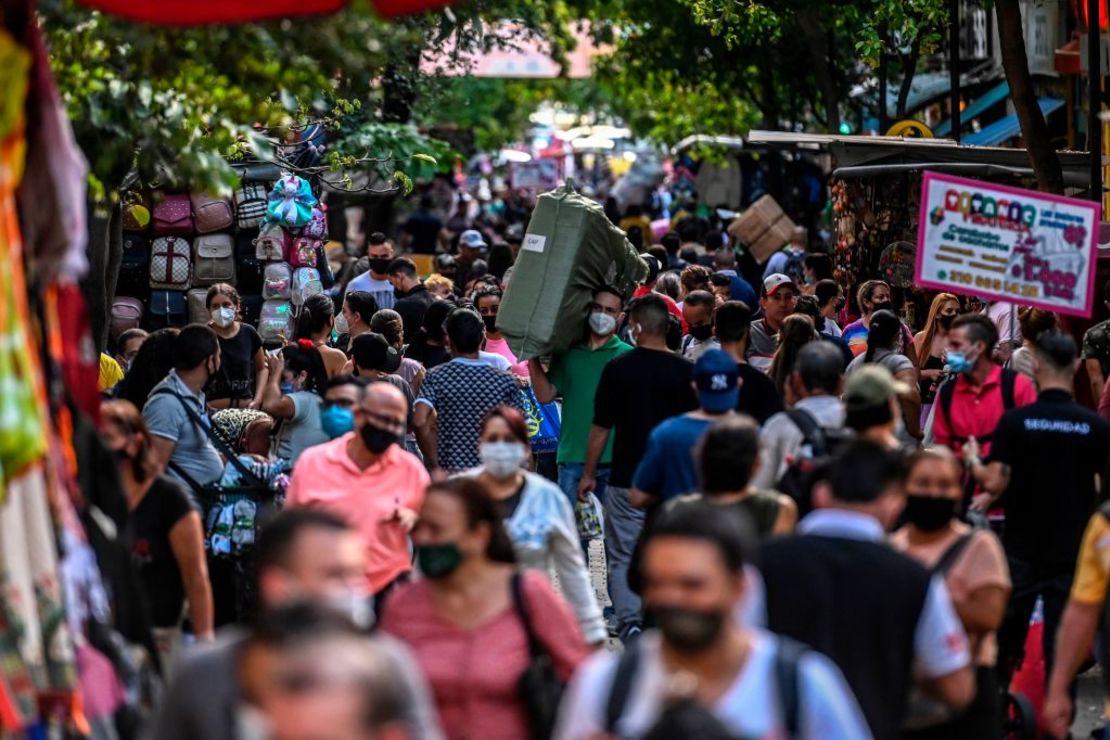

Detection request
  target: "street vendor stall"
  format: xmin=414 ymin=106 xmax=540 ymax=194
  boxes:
xmin=748 ymin=130 xmax=1096 ymax=325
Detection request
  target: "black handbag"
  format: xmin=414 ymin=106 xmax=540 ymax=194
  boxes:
xmin=510 ymin=572 xmax=564 ymax=740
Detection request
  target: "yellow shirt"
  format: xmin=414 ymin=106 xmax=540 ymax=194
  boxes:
xmin=99 ymin=353 xmax=124 ymax=392
xmin=1071 ymin=511 xmax=1110 ymax=604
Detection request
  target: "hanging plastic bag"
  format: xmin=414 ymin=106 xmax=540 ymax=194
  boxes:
xmin=519 ymin=384 xmax=561 ymax=454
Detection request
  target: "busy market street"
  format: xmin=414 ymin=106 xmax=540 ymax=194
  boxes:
xmin=10 ymin=0 xmax=1110 ymax=739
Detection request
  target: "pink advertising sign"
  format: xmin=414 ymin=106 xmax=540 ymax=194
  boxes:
xmin=915 ymin=171 xmax=1101 ymax=318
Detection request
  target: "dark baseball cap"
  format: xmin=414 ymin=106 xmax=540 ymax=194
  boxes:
xmin=694 ymin=349 xmax=740 ymax=413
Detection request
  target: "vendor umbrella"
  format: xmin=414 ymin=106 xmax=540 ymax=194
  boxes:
xmin=77 ymin=0 xmax=452 ymax=24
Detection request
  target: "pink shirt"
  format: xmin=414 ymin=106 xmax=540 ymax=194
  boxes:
xmin=380 ymin=570 xmax=588 ymax=740
xmin=287 ymin=435 xmax=430 ymax=593
xmin=484 ymin=336 xmax=529 ymax=378
xmin=932 ymin=365 xmax=1037 ymax=456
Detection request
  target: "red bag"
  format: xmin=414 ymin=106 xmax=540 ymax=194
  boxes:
xmin=152 ymin=194 xmax=194 ymax=236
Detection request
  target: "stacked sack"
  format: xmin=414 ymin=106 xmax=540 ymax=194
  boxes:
xmin=256 ymin=175 xmax=327 ymax=343
xmin=110 ymin=171 xmax=328 ymax=346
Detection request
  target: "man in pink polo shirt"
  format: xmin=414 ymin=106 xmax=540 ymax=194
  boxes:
xmin=287 ymin=381 xmax=430 ymax=598
xmin=932 ymin=313 xmax=1036 ymax=460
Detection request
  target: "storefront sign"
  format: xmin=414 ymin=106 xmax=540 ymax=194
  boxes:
xmin=915 ymin=172 xmax=1101 ymax=318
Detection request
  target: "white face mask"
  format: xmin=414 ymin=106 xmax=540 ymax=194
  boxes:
xmin=211 ymin=306 xmax=235 ymax=328
xmin=588 ymin=311 xmax=616 ymax=336
xmin=480 ymin=441 xmax=528 ymax=479
xmin=334 ymin=312 xmax=350 ymax=335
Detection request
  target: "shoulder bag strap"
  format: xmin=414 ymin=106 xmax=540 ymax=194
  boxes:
xmin=605 ymin=639 xmax=642 ymax=734
xmin=509 ymin=571 xmax=543 ymax=660
xmin=1001 ymin=368 xmax=1017 ymax=411
xmin=775 ymin=636 xmax=806 ymax=738
xmin=786 ymin=408 xmax=826 ymax=457
xmin=937 ymin=377 xmax=959 ymax=440
xmin=150 ymin=389 xmax=266 ymax=489
xmin=932 ymin=533 xmax=975 ymax=576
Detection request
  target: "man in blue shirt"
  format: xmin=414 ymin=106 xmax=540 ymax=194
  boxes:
xmin=632 ymin=349 xmax=741 ymax=508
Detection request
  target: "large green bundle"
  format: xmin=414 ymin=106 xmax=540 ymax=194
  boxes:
xmin=498 ymin=182 xmax=647 ymax=360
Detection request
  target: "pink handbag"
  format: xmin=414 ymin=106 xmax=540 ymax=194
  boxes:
xmin=152 ymin=194 xmax=195 ymax=236
xmin=190 ymin=193 xmax=234 ymax=234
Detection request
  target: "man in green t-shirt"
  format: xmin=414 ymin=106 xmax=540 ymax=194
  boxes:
xmin=529 ymin=285 xmax=632 ymax=513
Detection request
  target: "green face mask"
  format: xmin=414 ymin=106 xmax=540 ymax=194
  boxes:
xmin=417 ymin=542 xmax=463 ymax=579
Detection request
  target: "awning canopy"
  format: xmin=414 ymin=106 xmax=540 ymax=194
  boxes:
xmin=746 ymin=129 xmax=1094 ymax=191
xmin=77 ymin=0 xmax=450 ymax=24
xmin=933 ymin=81 xmax=1011 ymax=137
xmin=963 ymin=98 xmax=1065 ymax=146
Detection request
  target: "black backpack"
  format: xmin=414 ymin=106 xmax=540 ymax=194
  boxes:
xmin=606 ymin=636 xmax=808 ymax=738
xmin=776 ymin=408 xmax=854 ymax=516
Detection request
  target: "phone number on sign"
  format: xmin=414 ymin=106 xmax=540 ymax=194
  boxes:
xmin=945 ymin=270 xmax=1041 ymax=298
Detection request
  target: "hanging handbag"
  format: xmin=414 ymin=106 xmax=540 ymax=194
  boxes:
xmin=510 ymin=572 xmax=564 ymax=740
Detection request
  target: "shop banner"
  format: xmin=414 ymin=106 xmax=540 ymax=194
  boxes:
xmin=915 ymin=172 xmax=1101 ymax=318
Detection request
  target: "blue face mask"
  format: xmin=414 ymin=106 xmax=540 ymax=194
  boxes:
xmin=320 ymin=404 xmax=355 ymax=439
xmin=280 ymin=381 xmax=296 ymax=395
xmin=945 ymin=350 xmax=975 ymax=375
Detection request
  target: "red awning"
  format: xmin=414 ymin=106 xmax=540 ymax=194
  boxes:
xmin=77 ymin=0 xmax=451 ymax=24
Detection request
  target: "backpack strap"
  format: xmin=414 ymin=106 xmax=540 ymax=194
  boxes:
xmin=149 ymin=388 xmax=266 ymax=490
xmin=1000 ymin=368 xmax=1017 ymax=411
xmin=775 ymin=636 xmax=806 ymax=738
xmin=937 ymin=376 xmax=958 ymax=439
xmin=786 ymin=408 xmax=827 ymax=457
xmin=932 ymin=533 xmax=975 ymax=576
xmin=605 ymin=639 xmax=642 ymax=734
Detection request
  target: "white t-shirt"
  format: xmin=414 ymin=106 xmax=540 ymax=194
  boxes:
xmin=553 ymin=631 xmax=871 ymax=740
xmin=346 ymin=271 xmax=396 ymax=311
xmin=823 ymin=316 xmax=843 ymax=338
xmin=477 ymin=351 xmax=512 ymax=372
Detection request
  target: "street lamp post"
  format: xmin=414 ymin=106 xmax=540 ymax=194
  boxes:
xmin=950 ymin=0 xmax=961 ymax=143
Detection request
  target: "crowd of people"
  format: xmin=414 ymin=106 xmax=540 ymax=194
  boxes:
xmin=93 ymin=189 xmax=1110 ymax=740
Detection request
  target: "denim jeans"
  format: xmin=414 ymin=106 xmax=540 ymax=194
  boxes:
xmin=557 ymin=463 xmax=610 ymax=508
xmin=603 ymin=485 xmax=645 ymax=636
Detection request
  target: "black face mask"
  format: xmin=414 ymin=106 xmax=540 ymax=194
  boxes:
xmin=648 ymin=605 xmax=727 ymax=652
xmin=482 ymin=315 xmax=499 ymax=333
xmin=360 ymin=423 xmax=399 ymax=454
xmin=688 ymin=324 xmax=713 ymax=341
xmin=937 ymin=313 xmax=956 ymax=330
xmin=903 ymin=494 xmax=957 ymax=532
xmin=367 ymin=257 xmax=392 ymax=274
xmin=835 ymin=298 xmax=846 ymax=312
xmin=870 ymin=300 xmax=892 ymax=313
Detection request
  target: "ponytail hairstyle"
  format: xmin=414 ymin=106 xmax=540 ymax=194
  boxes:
xmin=294 ymin=294 xmax=335 ymax=341
xmin=282 ymin=340 xmax=329 ymax=396
xmin=101 ymin=400 xmax=156 ymax=483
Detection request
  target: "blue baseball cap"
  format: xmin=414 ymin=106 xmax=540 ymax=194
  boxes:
xmin=694 ymin=349 xmax=740 ymax=413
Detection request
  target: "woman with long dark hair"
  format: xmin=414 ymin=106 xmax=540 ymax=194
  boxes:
xmin=768 ymin=314 xmax=817 ymax=404
xmin=101 ymin=399 xmax=213 ymax=669
xmin=847 ymin=309 xmax=921 ymax=437
xmin=379 ymin=479 xmax=587 ymax=740
xmin=115 ymin=328 xmax=180 ymax=411
xmin=261 ymin=340 xmax=330 ymax=465
xmin=294 ymin=293 xmax=347 ymax=377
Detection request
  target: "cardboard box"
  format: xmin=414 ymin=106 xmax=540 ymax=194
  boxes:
xmin=727 ymin=195 xmax=796 ymax=264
